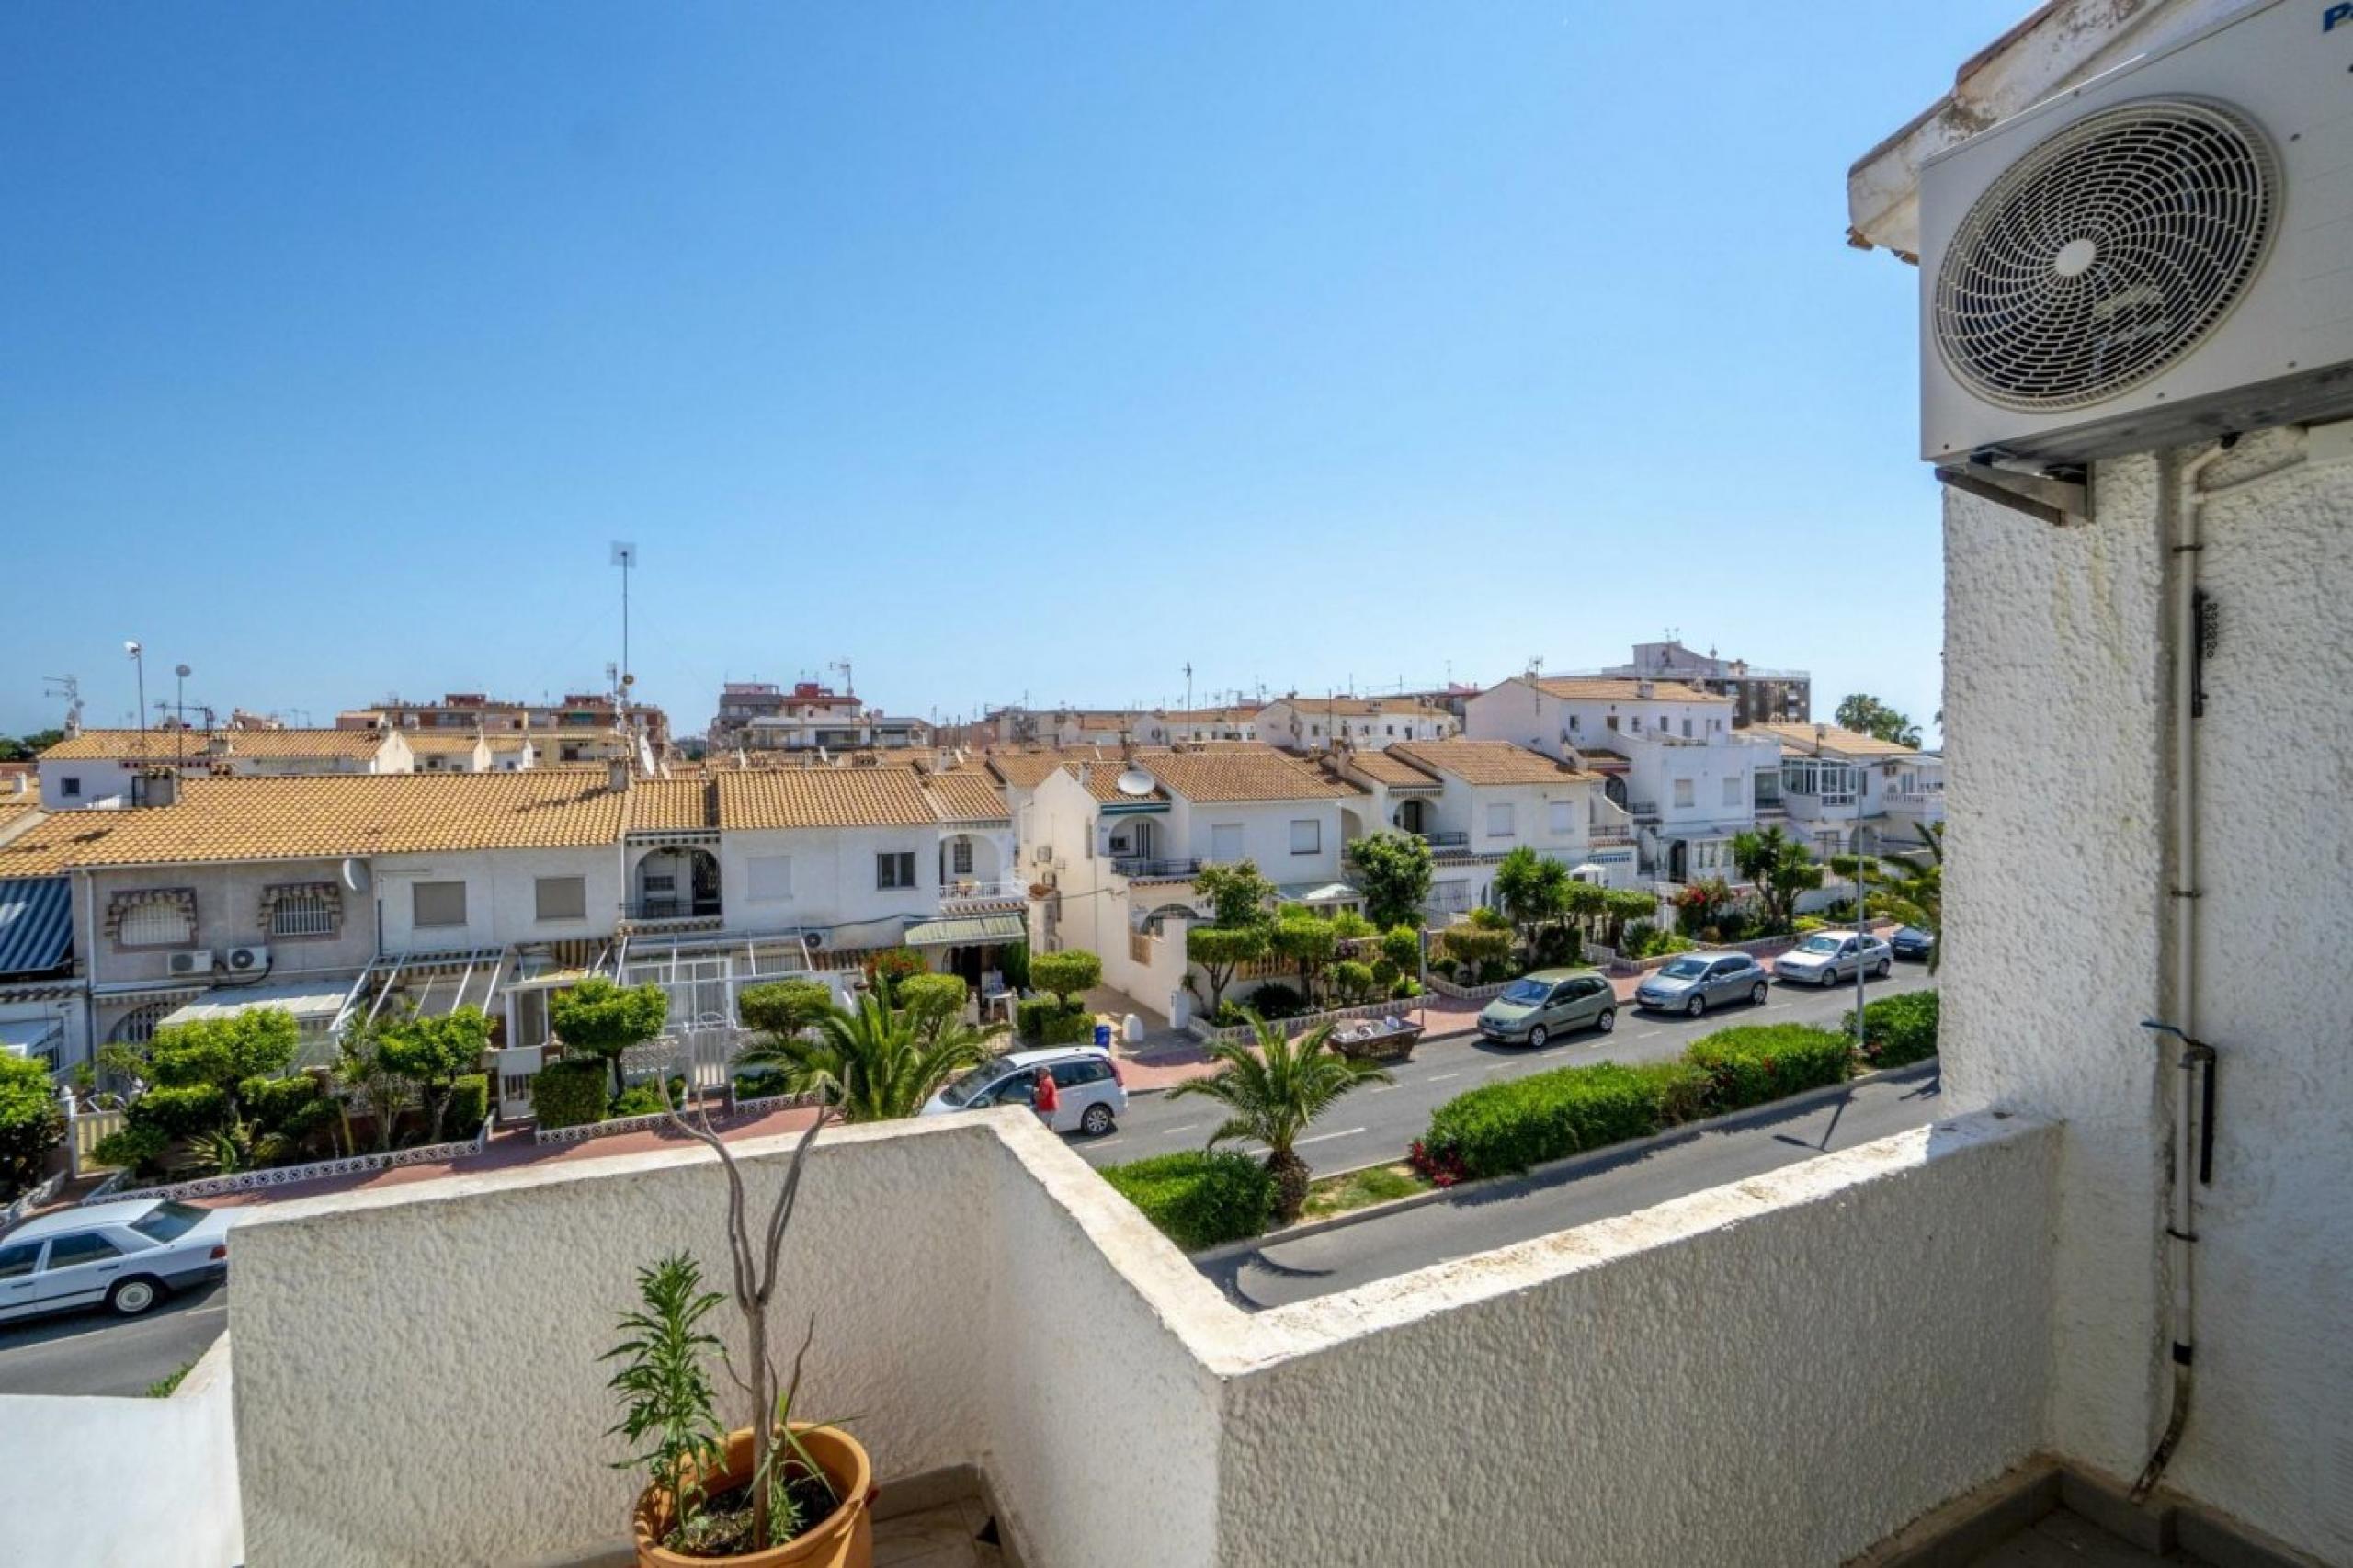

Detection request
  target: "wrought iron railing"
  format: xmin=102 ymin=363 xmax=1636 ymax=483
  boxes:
xmin=620 ymin=898 xmax=722 ymax=922
xmin=1415 ymin=830 xmax=1470 ymax=848
xmin=1112 ymin=857 xmax=1200 ymax=879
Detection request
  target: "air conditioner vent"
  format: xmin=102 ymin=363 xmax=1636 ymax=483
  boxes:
xmin=1934 ymin=97 xmax=2278 ymax=414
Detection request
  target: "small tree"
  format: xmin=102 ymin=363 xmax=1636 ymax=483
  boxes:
xmin=1190 ymin=859 xmax=1278 ymax=929
xmin=1269 ymin=911 xmax=1339 ymax=1003
xmin=148 ymin=1010 xmax=301 ymax=1119
xmin=1732 ymin=826 xmax=1824 ymax=935
xmin=893 ymin=972 xmax=969 ymax=1042
xmin=375 ymin=1006 xmax=494 ymax=1142
xmin=552 ymin=978 xmax=672 ymax=1096
xmin=1833 ymin=694 xmax=1923 ymax=748
xmin=1493 ymin=847 xmax=1572 ymax=962
xmin=1029 ymin=949 xmax=1101 ymax=1006
xmin=1347 ymin=831 xmax=1434 ymax=930
xmin=1167 ymin=1017 xmax=1392 ymax=1221
xmin=0 ymin=1054 xmax=63 ymax=1201
xmin=1438 ymin=922 xmax=1515 ymax=978
xmin=737 ymin=980 xmax=835 ymax=1041
xmin=1187 ymin=924 xmax=1270 ymax=1017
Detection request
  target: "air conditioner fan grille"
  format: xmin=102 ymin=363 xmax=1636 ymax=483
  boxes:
xmin=1934 ymin=98 xmax=2278 ymax=414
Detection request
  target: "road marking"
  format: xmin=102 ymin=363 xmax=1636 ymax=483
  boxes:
xmin=1631 ymin=1028 xmax=1664 ymax=1039
xmin=1368 ymin=1083 xmax=1401 ymax=1092
xmin=1484 ymin=1062 xmax=1514 ymax=1073
xmin=1295 ymin=1127 xmax=1367 ymax=1147
xmin=1087 ymin=1138 xmax=1123 ymax=1151
xmin=1155 ymin=1122 xmax=1204 ymax=1138
xmin=1427 ymin=1072 xmax=1462 ymax=1082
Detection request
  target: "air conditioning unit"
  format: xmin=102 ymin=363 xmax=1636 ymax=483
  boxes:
xmin=223 ymin=945 xmax=269 ymax=974
xmin=1032 ymin=846 xmax=1053 ymax=866
xmin=1920 ymin=0 xmax=2353 ymax=465
xmin=166 ymin=949 xmax=214 ymax=978
xmin=801 ymin=929 xmax=826 ymax=952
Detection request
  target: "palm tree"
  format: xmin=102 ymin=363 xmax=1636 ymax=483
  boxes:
xmin=737 ymin=980 xmax=1005 ymax=1122
xmin=1167 ymin=1016 xmax=1393 ymax=1221
xmin=1836 ymin=821 xmax=1944 ymax=972
xmin=1731 ymin=824 xmax=1822 ymax=935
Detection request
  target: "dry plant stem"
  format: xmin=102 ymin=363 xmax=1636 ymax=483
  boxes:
xmin=661 ymin=1079 xmax=835 ymax=1551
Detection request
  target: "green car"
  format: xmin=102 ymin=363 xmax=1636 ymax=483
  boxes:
xmin=1475 ymin=968 xmax=1618 ymax=1048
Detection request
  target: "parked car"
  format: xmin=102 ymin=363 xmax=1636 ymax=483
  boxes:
xmin=1891 ymin=926 xmax=1937 ymax=961
xmin=922 ymin=1045 xmax=1129 ymax=1137
xmin=1773 ymin=932 xmax=1893 ymax=987
xmin=1635 ymin=952 xmax=1769 ymax=1017
xmin=1476 ymin=968 xmax=1617 ymax=1048
xmin=0 ymin=1199 xmax=233 ymax=1323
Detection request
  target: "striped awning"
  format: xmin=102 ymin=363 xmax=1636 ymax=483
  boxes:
xmin=0 ymin=878 xmax=72 ymax=978
xmin=900 ymin=913 xmax=1026 ymax=949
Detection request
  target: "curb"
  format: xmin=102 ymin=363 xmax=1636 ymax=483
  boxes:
xmin=1190 ymin=1055 xmax=1941 ymax=1262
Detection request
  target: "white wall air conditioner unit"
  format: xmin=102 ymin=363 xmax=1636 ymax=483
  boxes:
xmin=1919 ymin=0 xmax=2353 ymax=466
xmin=167 ymin=949 xmax=214 ymax=978
xmin=223 ymin=945 xmax=269 ymax=974
xmin=801 ymin=929 xmax=826 ymax=952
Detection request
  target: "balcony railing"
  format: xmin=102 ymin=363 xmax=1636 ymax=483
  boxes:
xmin=939 ymin=879 xmax=1027 ymax=903
xmin=1415 ymin=830 xmax=1470 ymax=848
xmin=620 ymin=897 xmax=722 ymax=922
xmin=1113 ymin=856 xmax=1200 ymax=879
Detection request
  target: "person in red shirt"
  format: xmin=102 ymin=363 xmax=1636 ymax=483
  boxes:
xmin=1031 ymin=1066 xmax=1060 ymax=1126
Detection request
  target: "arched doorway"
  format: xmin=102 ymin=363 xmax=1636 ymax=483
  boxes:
xmin=1604 ymin=776 xmax=1629 ymax=811
xmin=1395 ymin=798 xmax=1428 ymax=835
xmin=633 ymin=846 xmax=721 ymax=919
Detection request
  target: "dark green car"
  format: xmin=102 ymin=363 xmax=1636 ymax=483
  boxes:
xmin=1475 ymin=967 xmax=1617 ymax=1048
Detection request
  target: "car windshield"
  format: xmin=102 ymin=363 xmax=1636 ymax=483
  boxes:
xmin=129 ymin=1201 xmax=209 ymax=1244
xmin=1798 ymin=935 xmax=1844 ymax=955
xmin=1498 ymin=978 xmax=1552 ymax=1006
xmin=939 ymin=1059 xmax=1013 ymax=1108
xmin=1658 ymin=959 xmax=1708 ymax=980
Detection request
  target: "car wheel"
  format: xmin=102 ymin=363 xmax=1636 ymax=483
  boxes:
xmin=1824 ymin=967 xmax=1843 ymax=987
xmin=1750 ymin=982 xmax=1768 ymax=1006
xmin=107 ymin=1278 xmax=163 ymax=1317
xmin=1595 ymin=1009 xmax=1616 ymax=1035
xmin=1527 ymin=1025 xmax=1549 ymax=1049
xmin=1875 ymin=958 xmax=1893 ymax=979
xmin=1080 ymin=1103 xmax=1114 ymax=1137
xmin=1686 ymin=994 xmax=1707 ymax=1017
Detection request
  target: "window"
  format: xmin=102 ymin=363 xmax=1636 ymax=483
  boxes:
xmin=950 ymin=838 xmax=974 ymax=876
xmin=42 ymin=1233 xmax=122 ymax=1269
xmin=534 ymin=876 xmax=587 ymax=923
xmin=747 ymin=855 xmax=793 ymax=902
xmin=1673 ymin=778 xmax=1695 ymax=809
xmin=268 ymin=887 xmax=337 ymax=937
xmin=1289 ymin=819 xmax=1321 ymax=855
xmin=0 ymin=1242 xmax=38 ymax=1279
xmin=129 ymin=1203 xmax=207 ymax=1244
xmin=1567 ymin=714 xmax=1581 ymax=732
xmin=1722 ymin=775 xmax=1745 ymax=808
xmin=1549 ymin=800 xmax=1574 ymax=835
xmin=1630 ymin=715 xmax=1643 ymax=733
xmin=877 ymin=851 xmax=917 ymax=890
xmin=60 ymin=777 xmax=81 ymax=799
xmin=1681 ymin=718 xmax=1693 ymax=738
xmin=1211 ymin=824 xmax=1245 ymax=863
xmin=1485 ymin=802 xmax=1516 ymax=838
xmin=117 ymin=895 xmax=195 ymax=949
xmin=412 ymin=881 xmax=467 ymax=928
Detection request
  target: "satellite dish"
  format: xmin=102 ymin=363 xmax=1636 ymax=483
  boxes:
xmin=1114 ymin=767 xmax=1156 ymax=798
xmin=341 ymin=858 xmax=372 ymax=893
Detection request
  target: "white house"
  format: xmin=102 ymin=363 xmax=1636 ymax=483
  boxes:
xmin=1333 ymin=739 xmax=1629 ymax=910
xmin=36 ymin=726 xmax=414 ymax=810
xmin=1465 ymin=676 xmax=1778 ymax=882
xmin=1748 ymin=722 xmax=1944 ymax=859
xmin=1256 ymin=695 xmax=1459 ymax=753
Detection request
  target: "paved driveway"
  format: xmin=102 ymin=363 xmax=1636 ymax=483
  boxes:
xmin=0 ymin=1277 xmax=227 ymax=1397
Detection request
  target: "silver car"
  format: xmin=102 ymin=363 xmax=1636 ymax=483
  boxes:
xmin=1773 ymin=931 xmax=1893 ymax=987
xmin=922 ymin=1046 xmax=1129 ymax=1137
xmin=0 ymin=1199 xmax=233 ymax=1322
xmin=1635 ymin=952 xmax=1769 ymax=1017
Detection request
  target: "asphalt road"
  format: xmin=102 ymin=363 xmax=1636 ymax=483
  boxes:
xmin=0 ymin=1277 xmax=226 ymax=1397
xmin=1200 ymin=1060 xmax=1943 ymax=1311
xmin=1080 ymin=964 xmax=1938 ymax=1177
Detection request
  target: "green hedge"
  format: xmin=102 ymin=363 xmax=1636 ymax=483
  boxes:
xmin=1847 ymin=990 xmax=1938 ymax=1068
xmin=1100 ymin=1151 xmax=1276 ymax=1251
xmin=532 ymin=1059 xmax=610 ymax=1130
xmin=1017 ymin=996 xmax=1094 ymax=1046
xmin=131 ymin=1083 xmax=230 ymax=1137
xmin=446 ymin=1073 xmax=489 ymax=1133
xmin=1423 ymin=1061 xmax=1708 ymax=1179
xmin=1682 ymin=1024 xmax=1854 ymax=1112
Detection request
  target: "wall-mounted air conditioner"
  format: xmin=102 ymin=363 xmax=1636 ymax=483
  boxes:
xmin=166 ymin=949 xmax=214 ymax=978
xmin=223 ymin=945 xmax=269 ymax=974
xmin=1920 ymin=0 xmax=2353 ymax=465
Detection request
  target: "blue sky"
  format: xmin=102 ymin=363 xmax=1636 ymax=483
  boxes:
xmin=1 ymin=3 xmax=2017 ymax=741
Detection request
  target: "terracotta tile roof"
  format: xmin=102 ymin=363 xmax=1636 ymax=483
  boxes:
xmin=40 ymin=728 xmax=394 ymax=763
xmin=0 ymin=796 xmax=40 ymax=826
xmin=983 ymin=747 xmax=1121 ymax=790
xmin=920 ymin=771 xmax=1011 ymax=822
xmin=718 ymin=767 xmax=938 ymax=830
xmin=1059 ymin=761 xmax=1166 ymax=804
xmin=396 ymin=731 xmax=492 ymax=756
xmin=1749 ymin=722 xmax=1921 ymax=759
xmin=1161 ymin=705 xmax=1262 ymax=723
xmin=0 ymin=771 xmax=630 ymax=873
xmin=1342 ymin=750 xmax=1443 ymax=788
xmin=1528 ymin=677 xmax=1730 ymax=705
xmin=1128 ymin=746 xmax=1358 ymax=803
xmin=1386 ymin=739 xmax=1599 ymax=786
xmin=628 ymin=778 xmax=719 ymax=832
xmin=1271 ymin=696 xmax=1449 ymax=718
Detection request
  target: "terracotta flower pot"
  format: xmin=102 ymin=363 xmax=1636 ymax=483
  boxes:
xmin=632 ymin=1424 xmax=874 ymax=1568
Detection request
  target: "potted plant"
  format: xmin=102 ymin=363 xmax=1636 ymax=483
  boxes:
xmin=605 ymin=1097 xmax=873 ymax=1565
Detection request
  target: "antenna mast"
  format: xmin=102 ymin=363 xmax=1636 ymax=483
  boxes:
xmin=42 ymin=675 xmax=83 ymax=733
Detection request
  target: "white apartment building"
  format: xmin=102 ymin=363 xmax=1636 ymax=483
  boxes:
xmin=1256 ymin=695 xmax=1459 ymax=753
xmin=1333 ymin=739 xmax=1629 ymax=911
xmin=1750 ymin=722 xmax=1945 ymax=859
xmin=35 ymin=726 xmax=415 ymax=810
xmin=1597 ymin=639 xmax=1812 ymax=727
xmin=1465 ymin=676 xmax=1778 ymax=882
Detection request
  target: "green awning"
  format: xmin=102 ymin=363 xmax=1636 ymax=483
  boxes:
xmin=901 ymin=912 xmax=1027 ymax=948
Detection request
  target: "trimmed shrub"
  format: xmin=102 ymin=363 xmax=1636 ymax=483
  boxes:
xmin=1017 ymin=996 xmax=1094 ymax=1046
xmin=1421 ymin=1061 xmax=1694 ymax=1179
xmin=240 ymin=1074 xmax=323 ymax=1134
xmin=1000 ymin=940 xmax=1030 ymax=993
xmin=737 ymin=979 xmax=835 ymax=1040
xmin=1380 ymin=926 xmax=1422 ymax=975
xmin=610 ymin=1075 xmax=689 ymax=1119
xmin=532 ymin=1059 xmax=610 ymax=1131
xmin=895 ymin=972 xmax=968 ymax=1030
xmin=1238 ymin=982 xmax=1304 ymax=1021
xmin=1847 ymin=990 xmax=1939 ymax=1068
xmin=131 ymin=1083 xmax=230 ymax=1138
xmin=92 ymin=1123 xmax=171 ymax=1175
xmin=0 ymin=1054 xmax=63 ymax=1200
xmin=1100 ymin=1151 xmax=1276 ymax=1251
xmin=1029 ymin=949 xmax=1101 ymax=1003
xmin=1330 ymin=960 xmax=1377 ymax=1006
xmin=445 ymin=1073 xmax=489 ymax=1133
xmin=732 ymin=1067 xmax=790 ymax=1101
xmin=1684 ymin=1024 xmax=1855 ymax=1113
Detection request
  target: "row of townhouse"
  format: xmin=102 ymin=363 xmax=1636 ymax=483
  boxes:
xmin=0 ymin=761 xmax=1022 ymax=1078
xmin=35 ymin=723 xmax=543 ymax=811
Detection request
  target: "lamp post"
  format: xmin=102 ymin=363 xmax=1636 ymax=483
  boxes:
xmin=173 ymin=665 xmax=192 ymax=768
xmin=124 ymin=641 xmax=145 ymax=746
xmin=1851 ymin=817 xmax=1872 ymax=1052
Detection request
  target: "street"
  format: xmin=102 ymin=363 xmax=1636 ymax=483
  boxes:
xmin=0 ymin=1278 xmax=226 ymax=1397
xmin=1081 ymin=964 xmax=1937 ymax=1177
xmin=1200 ymin=1061 xmax=1942 ymax=1311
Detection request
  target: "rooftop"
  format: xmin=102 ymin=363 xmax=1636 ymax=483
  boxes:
xmin=1526 ymin=676 xmax=1731 ymax=704
xmin=39 ymin=727 xmax=393 ymax=763
xmin=1383 ymin=738 xmax=1600 ymax=787
xmin=1751 ymin=722 xmax=1926 ymax=759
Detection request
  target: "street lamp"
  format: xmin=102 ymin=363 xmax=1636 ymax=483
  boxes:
xmin=174 ymin=665 xmax=192 ymax=768
xmin=124 ymin=641 xmax=145 ymax=745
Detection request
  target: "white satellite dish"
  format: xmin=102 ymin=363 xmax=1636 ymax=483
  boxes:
xmin=341 ymin=858 xmax=372 ymax=893
xmin=1114 ymin=767 xmax=1156 ymax=798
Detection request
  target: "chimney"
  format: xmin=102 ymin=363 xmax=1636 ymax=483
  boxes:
xmin=1636 ymin=680 xmax=1655 ymax=699
xmin=608 ymin=758 xmax=632 ymax=793
xmin=132 ymin=768 xmax=178 ymax=809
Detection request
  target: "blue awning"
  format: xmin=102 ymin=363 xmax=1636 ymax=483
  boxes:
xmin=0 ymin=878 xmax=73 ymax=977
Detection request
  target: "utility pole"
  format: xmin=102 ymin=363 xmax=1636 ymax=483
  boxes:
xmin=1852 ymin=821 xmax=1872 ymax=1050
xmin=41 ymin=676 xmax=82 ymax=734
xmin=125 ymin=642 xmax=145 ymax=750
xmin=1183 ymin=662 xmax=1193 ymax=714
xmin=172 ymin=665 xmax=192 ymax=768
xmin=610 ymin=541 xmax=637 ymax=727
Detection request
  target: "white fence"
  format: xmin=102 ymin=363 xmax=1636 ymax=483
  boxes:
xmin=84 ymin=1117 xmax=494 ymax=1206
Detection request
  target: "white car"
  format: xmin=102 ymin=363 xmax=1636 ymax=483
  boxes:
xmin=1773 ymin=931 xmax=1894 ymax=987
xmin=922 ymin=1046 xmax=1129 ymax=1137
xmin=0 ymin=1199 xmax=233 ymax=1322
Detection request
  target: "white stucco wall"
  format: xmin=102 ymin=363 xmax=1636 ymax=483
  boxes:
xmin=0 ymin=1332 xmax=243 ymax=1568
xmin=1944 ymin=432 xmax=2353 ymax=1560
xmin=713 ymin=824 xmax=940 ymax=938
xmin=373 ymin=846 xmax=624 ymax=954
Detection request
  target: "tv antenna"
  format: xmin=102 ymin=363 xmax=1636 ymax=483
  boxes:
xmin=42 ymin=675 xmax=83 ymax=733
xmin=830 ymin=658 xmax=854 ymax=698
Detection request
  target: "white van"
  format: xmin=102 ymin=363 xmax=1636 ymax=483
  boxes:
xmin=921 ymin=1046 xmax=1129 ymax=1137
